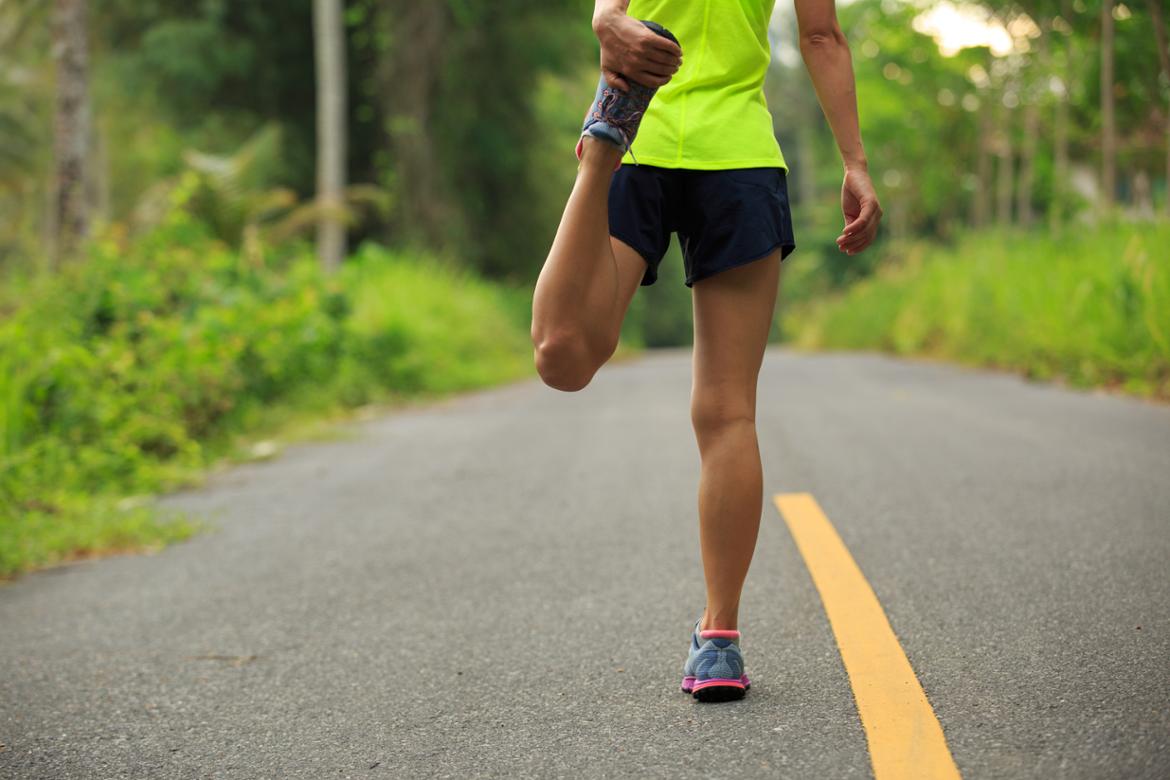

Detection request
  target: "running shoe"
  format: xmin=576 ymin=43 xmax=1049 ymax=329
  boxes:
xmin=576 ymin=20 xmax=680 ymax=163
xmin=680 ymin=619 xmax=750 ymax=703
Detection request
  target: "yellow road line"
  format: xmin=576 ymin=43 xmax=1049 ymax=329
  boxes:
xmin=773 ymin=492 xmax=961 ymax=780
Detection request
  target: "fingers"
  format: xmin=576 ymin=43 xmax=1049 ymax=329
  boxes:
xmin=603 ymin=69 xmax=630 ymax=93
xmin=835 ymin=171 xmax=881 ymax=255
xmin=636 ymin=74 xmax=671 ymax=87
xmin=836 ymin=201 xmax=882 ymax=254
xmin=837 ymin=229 xmax=873 ymax=254
xmin=843 ymin=200 xmax=877 ymax=236
xmin=638 ymin=28 xmax=682 ymax=70
xmin=602 ymin=28 xmax=681 ymax=90
xmin=605 ymin=62 xmax=673 ymax=90
xmin=632 ymin=68 xmax=674 ymax=87
xmin=599 ymin=35 xmax=681 ymax=92
xmin=839 ymin=219 xmax=876 ymax=253
xmin=836 ymin=230 xmax=873 ymax=254
xmin=635 ymin=56 xmax=680 ymax=83
xmin=645 ymin=50 xmax=682 ymax=69
xmin=648 ymin=35 xmax=682 ymax=59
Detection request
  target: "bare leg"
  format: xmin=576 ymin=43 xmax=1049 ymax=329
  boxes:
xmin=689 ymin=251 xmax=781 ymax=631
xmin=531 ymin=139 xmax=648 ymax=391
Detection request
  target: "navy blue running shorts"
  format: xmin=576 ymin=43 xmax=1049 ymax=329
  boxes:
xmin=608 ymin=165 xmax=797 ymax=288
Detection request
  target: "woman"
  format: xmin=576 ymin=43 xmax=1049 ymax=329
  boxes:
xmin=531 ymin=0 xmax=881 ymax=702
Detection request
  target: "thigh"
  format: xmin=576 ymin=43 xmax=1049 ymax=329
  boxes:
xmin=606 ymin=235 xmax=655 ymax=345
xmin=608 ymin=165 xmax=675 ymax=287
xmin=605 ymin=165 xmax=678 ymax=346
xmin=690 ymin=249 xmax=781 ymax=412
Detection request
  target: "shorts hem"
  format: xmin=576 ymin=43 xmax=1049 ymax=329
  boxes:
xmin=684 ymin=239 xmax=796 ymax=288
xmin=608 ymin=230 xmax=661 ymax=286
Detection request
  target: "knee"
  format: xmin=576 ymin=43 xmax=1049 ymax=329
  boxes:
xmin=690 ymin=398 xmax=756 ymax=445
xmin=533 ymin=330 xmax=600 ymax=392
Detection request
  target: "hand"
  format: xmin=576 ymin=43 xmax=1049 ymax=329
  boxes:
xmin=593 ymin=11 xmax=682 ymax=91
xmin=836 ymin=167 xmax=882 ymax=255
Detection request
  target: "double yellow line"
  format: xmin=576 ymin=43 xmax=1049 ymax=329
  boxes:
xmin=773 ymin=493 xmax=962 ymax=780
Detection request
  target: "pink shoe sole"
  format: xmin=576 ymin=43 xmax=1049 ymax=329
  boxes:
xmin=681 ymin=675 xmax=751 ymax=702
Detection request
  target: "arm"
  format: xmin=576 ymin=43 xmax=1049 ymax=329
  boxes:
xmin=592 ymin=0 xmax=682 ymax=91
xmin=794 ymin=0 xmax=882 ymax=254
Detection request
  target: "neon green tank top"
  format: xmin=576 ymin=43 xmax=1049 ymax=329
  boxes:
xmin=622 ymin=0 xmax=786 ymax=171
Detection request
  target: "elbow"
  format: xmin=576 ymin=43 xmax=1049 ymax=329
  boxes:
xmin=799 ymin=25 xmax=848 ymax=54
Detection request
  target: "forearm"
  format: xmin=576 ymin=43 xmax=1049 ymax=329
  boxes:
xmin=800 ymin=29 xmax=868 ymax=171
xmin=593 ymin=0 xmax=629 ymax=28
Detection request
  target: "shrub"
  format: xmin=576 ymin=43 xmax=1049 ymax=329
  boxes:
xmin=0 ymin=214 xmax=533 ymax=576
xmin=785 ymin=221 xmax=1170 ymax=398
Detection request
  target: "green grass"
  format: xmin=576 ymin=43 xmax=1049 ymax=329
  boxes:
xmin=0 ymin=214 xmax=536 ymax=578
xmin=785 ymin=221 xmax=1170 ymax=398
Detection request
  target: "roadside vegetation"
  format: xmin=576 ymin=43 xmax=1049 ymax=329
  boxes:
xmin=782 ymin=221 xmax=1170 ymax=399
xmin=0 ymin=207 xmax=532 ymax=578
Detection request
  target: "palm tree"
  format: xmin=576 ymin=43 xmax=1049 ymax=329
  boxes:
xmin=1147 ymin=0 xmax=1170 ymax=217
xmin=0 ymin=0 xmax=43 ymax=184
xmin=1100 ymin=0 xmax=1115 ymax=211
xmin=52 ymin=0 xmax=89 ymax=265
xmin=313 ymin=0 xmax=347 ymax=272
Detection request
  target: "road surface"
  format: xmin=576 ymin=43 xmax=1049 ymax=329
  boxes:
xmin=2 ymin=350 xmax=1168 ymax=779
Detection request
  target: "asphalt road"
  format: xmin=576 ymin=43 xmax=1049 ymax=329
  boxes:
xmin=2 ymin=349 xmax=1168 ymax=779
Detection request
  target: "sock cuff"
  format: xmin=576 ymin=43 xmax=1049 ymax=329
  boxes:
xmin=699 ymin=629 xmax=741 ymax=640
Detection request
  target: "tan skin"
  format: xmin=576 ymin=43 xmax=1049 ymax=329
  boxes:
xmin=531 ymin=0 xmax=881 ymax=631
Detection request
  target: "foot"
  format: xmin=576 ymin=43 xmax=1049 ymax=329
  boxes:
xmin=680 ymin=619 xmax=750 ymax=703
xmin=576 ymin=20 xmax=680 ymax=163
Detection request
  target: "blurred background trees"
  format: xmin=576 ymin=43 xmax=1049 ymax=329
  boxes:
xmin=2 ymin=0 xmax=599 ymax=276
xmin=0 ymin=0 xmax=1165 ymax=353
xmin=0 ymin=0 xmax=1165 ymax=283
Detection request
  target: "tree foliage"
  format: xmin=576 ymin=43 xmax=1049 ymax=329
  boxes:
xmin=1 ymin=0 xmax=1166 ymax=283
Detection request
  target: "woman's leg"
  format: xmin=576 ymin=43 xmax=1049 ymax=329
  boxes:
xmin=689 ymin=250 xmax=782 ymax=631
xmin=531 ymin=139 xmax=648 ymax=392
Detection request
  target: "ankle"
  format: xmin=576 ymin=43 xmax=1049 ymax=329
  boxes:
xmin=578 ymin=136 xmax=623 ymax=171
xmin=700 ymin=609 xmax=739 ymax=632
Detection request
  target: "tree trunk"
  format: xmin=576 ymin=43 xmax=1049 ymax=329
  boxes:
xmin=52 ymin=0 xmax=90 ymax=266
xmin=1148 ymin=0 xmax=1170 ymax=217
xmin=794 ymin=77 xmax=818 ymax=208
xmin=1051 ymin=65 xmax=1070 ymax=232
xmin=1133 ymin=170 xmax=1154 ymax=216
xmin=1050 ymin=0 xmax=1075 ymax=233
xmin=1100 ymin=0 xmax=1116 ymax=211
xmin=1018 ymin=23 xmax=1048 ymax=231
xmin=973 ymin=103 xmax=994 ymax=228
xmin=1018 ymin=99 xmax=1040 ymax=229
xmin=376 ymin=0 xmax=448 ymax=248
xmin=313 ymin=0 xmax=347 ymax=273
xmin=996 ymin=141 xmax=1014 ymax=227
xmin=996 ymin=95 xmax=1014 ymax=227
xmin=796 ymin=122 xmax=817 ymax=209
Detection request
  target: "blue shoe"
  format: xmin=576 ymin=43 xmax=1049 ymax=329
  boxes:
xmin=576 ymin=20 xmax=680 ymax=163
xmin=681 ymin=619 xmax=750 ymax=702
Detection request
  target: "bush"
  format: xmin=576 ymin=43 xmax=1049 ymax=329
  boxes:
xmin=0 ymin=213 xmax=534 ymax=577
xmin=785 ymin=221 xmax=1170 ymax=398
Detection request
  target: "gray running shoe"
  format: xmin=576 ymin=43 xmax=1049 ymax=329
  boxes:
xmin=576 ymin=20 xmax=680 ymax=162
xmin=681 ymin=618 xmax=750 ymax=703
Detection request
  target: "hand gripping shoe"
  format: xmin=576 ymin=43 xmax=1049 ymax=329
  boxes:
xmin=576 ymin=20 xmax=680 ymax=165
